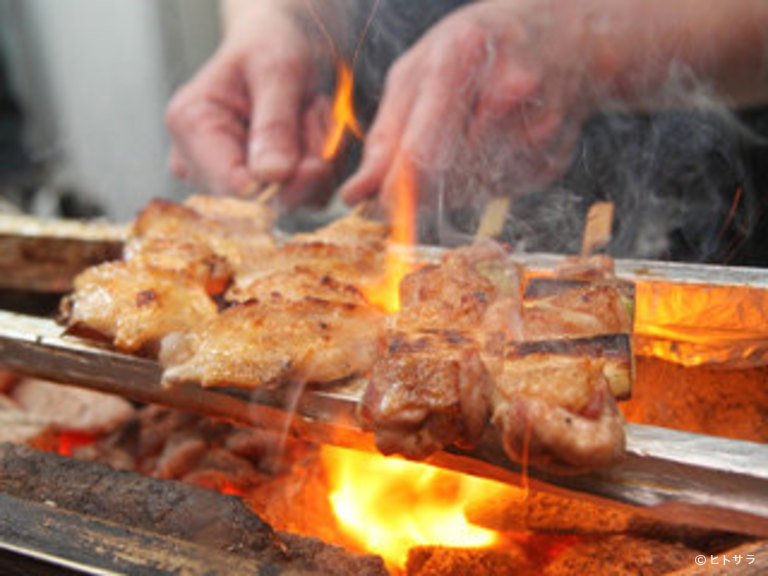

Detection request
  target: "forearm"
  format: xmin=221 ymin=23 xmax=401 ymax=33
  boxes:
xmin=587 ymin=0 xmax=768 ymax=109
xmin=221 ymin=0 xmax=373 ymax=61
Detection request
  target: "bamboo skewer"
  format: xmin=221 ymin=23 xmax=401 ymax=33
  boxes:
xmin=476 ymin=197 xmax=512 ymax=239
xmin=474 ymin=198 xmax=616 ymax=249
xmin=581 ymin=202 xmax=615 ymax=256
xmin=237 ymin=181 xmax=281 ymax=203
xmin=350 ymin=199 xmax=375 ymax=218
xmin=255 ymin=182 xmax=281 ymax=204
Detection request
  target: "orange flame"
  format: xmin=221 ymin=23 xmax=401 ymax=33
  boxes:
xmin=322 ymin=445 xmax=513 ymax=570
xmin=321 ymin=58 xmax=415 ymax=313
xmin=322 ymin=62 xmax=363 ymax=160
xmin=362 ymin=160 xmax=417 ymax=312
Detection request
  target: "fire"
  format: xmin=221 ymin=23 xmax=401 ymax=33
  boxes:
xmin=320 ymin=57 xmax=415 ymax=313
xmin=633 ymin=281 xmax=768 ymax=366
xmin=322 ymin=445 xmax=512 ymax=569
xmin=362 ymin=160 xmax=417 ymax=312
xmin=322 ymin=62 xmax=363 ymax=160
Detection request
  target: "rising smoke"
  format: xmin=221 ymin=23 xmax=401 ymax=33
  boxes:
xmin=348 ymin=0 xmax=768 ymax=265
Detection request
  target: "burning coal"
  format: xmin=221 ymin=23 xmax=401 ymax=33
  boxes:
xmin=322 ymin=445 xmax=508 ymax=569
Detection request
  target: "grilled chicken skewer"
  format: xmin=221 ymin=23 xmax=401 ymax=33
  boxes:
xmin=0 ymin=309 xmax=766 ymax=539
xmin=58 ymin=197 xmax=637 ymax=473
xmin=4 ymin=199 xmax=766 ymax=536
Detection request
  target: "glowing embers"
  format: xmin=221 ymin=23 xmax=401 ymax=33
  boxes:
xmin=322 ymin=444 xmax=512 ymax=569
xmin=56 ymin=431 xmax=98 ymax=457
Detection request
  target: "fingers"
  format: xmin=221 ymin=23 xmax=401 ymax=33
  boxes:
xmin=167 ymin=5 xmax=321 ymax=200
xmin=341 ymin=21 xmax=489 ymax=207
xmin=166 ymin=56 xmax=255 ymax=196
xmin=167 ymin=52 xmax=317 ymax=197
xmin=246 ymin=54 xmax=307 ymax=182
xmin=167 ymin=102 xmax=252 ymax=196
xmin=279 ymin=95 xmax=334 ymax=208
xmin=470 ymin=61 xmax=541 ymax=140
xmin=303 ymin=94 xmax=332 ymax=160
xmin=378 ymin=59 xmax=483 ymax=208
xmin=280 ymin=157 xmax=335 ymax=208
xmin=169 ymin=146 xmax=188 ymax=180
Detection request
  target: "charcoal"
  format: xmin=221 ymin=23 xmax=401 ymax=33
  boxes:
xmin=0 ymin=442 xmax=388 ymax=574
xmin=0 ymin=442 xmax=276 ymax=555
xmin=277 ymin=532 xmax=388 ymax=576
xmin=543 ymin=534 xmax=695 ymax=576
xmin=407 ymin=545 xmax=532 ymax=576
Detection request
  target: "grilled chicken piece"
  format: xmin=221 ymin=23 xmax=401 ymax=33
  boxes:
xmin=494 ymin=277 xmax=630 ymax=469
xmin=233 ymin=242 xmax=386 ymax=293
xmin=182 ymin=194 xmax=276 ymax=235
xmin=62 ymin=261 xmax=218 ymax=354
xmin=62 ymin=196 xmax=274 ymax=354
xmin=397 ymin=241 xmax=521 ymax=332
xmin=363 ymin=241 xmax=628 ymax=470
xmin=362 ymin=243 xmax=516 ymax=459
xmin=126 ymin=198 xmax=275 ymax=285
xmin=161 ymin=211 xmax=388 ymax=389
xmin=361 ymin=330 xmax=491 ymax=460
xmin=291 ymin=212 xmax=388 ymax=249
xmin=234 ymin=212 xmax=389 ymax=289
xmin=126 ymin=235 xmax=235 ymax=296
xmin=522 ymin=283 xmax=633 ymax=342
xmin=129 ymin=197 xmax=272 ymax=244
xmin=491 ymin=365 xmax=625 ymax=471
xmin=161 ymin=296 xmax=384 ymax=390
xmin=227 ymin=267 xmax=369 ymax=305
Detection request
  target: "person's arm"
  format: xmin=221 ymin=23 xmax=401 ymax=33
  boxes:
xmin=340 ymin=0 xmax=768 ymax=206
xmin=166 ymin=0 xmax=371 ymax=203
xmin=223 ymin=0 xmax=374 ymax=61
xmin=587 ymin=0 xmax=768 ymax=109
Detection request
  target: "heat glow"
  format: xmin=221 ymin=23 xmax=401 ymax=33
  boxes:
xmin=633 ymin=281 xmax=768 ymax=366
xmin=56 ymin=431 xmax=96 ymax=457
xmin=321 ymin=445 xmax=506 ymax=569
xmin=322 ymin=62 xmax=363 ymax=160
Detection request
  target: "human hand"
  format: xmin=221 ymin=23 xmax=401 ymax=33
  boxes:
xmin=340 ymin=0 xmax=601 ymax=211
xmin=166 ymin=0 xmax=334 ymax=206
